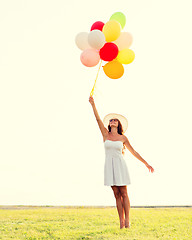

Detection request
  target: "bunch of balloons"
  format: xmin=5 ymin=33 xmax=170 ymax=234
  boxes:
xmin=75 ymin=12 xmax=135 ymax=79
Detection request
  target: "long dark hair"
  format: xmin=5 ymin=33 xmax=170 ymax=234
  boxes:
xmin=108 ymin=119 xmax=126 ymax=155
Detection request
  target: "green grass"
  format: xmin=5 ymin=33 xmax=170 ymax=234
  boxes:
xmin=0 ymin=207 xmax=192 ymax=239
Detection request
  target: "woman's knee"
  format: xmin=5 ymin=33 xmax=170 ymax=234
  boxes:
xmin=119 ymin=186 xmax=128 ymax=198
xmin=121 ymin=191 xmax=128 ymax=198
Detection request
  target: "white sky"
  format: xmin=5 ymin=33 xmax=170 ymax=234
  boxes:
xmin=0 ymin=0 xmax=192 ymax=206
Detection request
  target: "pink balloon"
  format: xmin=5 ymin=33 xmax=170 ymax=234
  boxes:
xmin=80 ymin=49 xmax=100 ymax=67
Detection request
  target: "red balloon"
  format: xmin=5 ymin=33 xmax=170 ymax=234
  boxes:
xmin=99 ymin=43 xmax=119 ymax=61
xmin=90 ymin=21 xmax=105 ymax=31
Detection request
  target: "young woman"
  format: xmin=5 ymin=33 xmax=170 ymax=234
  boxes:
xmin=89 ymin=96 xmax=154 ymax=229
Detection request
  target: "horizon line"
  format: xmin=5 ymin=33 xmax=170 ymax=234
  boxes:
xmin=0 ymin=205 xmax=192 ymax=209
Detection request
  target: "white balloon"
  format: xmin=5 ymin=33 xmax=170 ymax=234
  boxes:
xmin=88 ymin=30 xmax=105 ymax=50
xmin=113 ymin=32 xmax=133 ymax=51
xmin=75 ymin=32 xmax=91 ymax=50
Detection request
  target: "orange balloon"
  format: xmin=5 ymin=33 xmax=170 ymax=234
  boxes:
xmin=103 ymin=60 xmax=124 ymax=79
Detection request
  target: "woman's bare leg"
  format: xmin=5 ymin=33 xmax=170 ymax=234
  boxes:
xmin=121 ymin=196 xmax=124 ymax=219
xmin=111 ymin=186 xmax=125 ymax=228
xmin=119 ymin=186 xmax=130 ymax=228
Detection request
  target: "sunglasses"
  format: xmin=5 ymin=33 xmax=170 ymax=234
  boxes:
xmin=109 ymin=119 xmax=118 ymax=122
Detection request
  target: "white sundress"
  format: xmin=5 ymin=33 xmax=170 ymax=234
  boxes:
xmin=104 ymin=140 xmax=131 ymax=186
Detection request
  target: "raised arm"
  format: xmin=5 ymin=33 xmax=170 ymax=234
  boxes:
xmin=123 ymin=135 xmax=154 ymax=173
xmin=89 ymin=96 xmax=108 ymax=139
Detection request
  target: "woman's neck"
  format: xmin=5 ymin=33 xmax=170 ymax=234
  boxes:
xmin=110 ymin=127 xmax=118 ymax=135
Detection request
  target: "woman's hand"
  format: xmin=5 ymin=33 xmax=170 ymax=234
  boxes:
xmin=89 ymin=96 xmax=95 ymax=106
xmin=145 ymin=163 xmax=154 ymax=173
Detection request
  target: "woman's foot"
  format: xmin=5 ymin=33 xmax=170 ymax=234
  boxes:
xmin=120 ymin=219 xmax=125 ymax=229
xmin=125 ymin=219 xmax=130 ymax=228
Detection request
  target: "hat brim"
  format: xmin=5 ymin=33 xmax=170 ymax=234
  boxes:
xmin=103 ymin=113 xmax=128 ymax=133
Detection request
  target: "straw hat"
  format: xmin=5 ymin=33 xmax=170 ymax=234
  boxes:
xmin=103 ymin=113 xmax=128 ymax=133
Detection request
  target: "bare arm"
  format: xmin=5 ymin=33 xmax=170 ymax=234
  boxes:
xmin=89 ymin=96 xmax=108 ymax=138
xmin=123 ymin=135 xmax=154 ymax=173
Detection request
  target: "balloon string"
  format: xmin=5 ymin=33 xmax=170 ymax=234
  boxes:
xmin=90 ymin=60 xmax=102 ymax=96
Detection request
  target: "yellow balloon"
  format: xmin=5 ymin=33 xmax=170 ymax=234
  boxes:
xmin=102 ymin=20 xmax=121 ymax=42
xmin=103 ymin=60 xmax=124 ymax=79
xmin=117 ymin=49 xmax=135 ymax=64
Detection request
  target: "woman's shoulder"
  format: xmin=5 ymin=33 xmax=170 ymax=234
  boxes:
xmin=122 ymin=134 xmax=128 ymax=143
